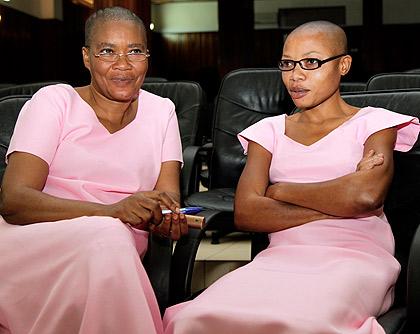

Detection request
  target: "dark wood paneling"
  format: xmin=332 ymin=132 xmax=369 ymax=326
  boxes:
xmin=2 ymin=1 xmax=420 ymax=98
xmin=150 ymin=32 xmax=220 ymax=99
xmin=0 ymin=5 xmax=40 ymax=83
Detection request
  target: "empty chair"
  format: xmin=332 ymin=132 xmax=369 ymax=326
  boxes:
xmin=405 ymin=68 xmax=420 ymax=73
xmin=0 ymin=83 xmax=15 ymax=89
xmin=184 ymin=68 xmax=294 ymax=243
xmin=142 ymin=80 xmax=208 ymax=198
xmin=366 ymin=72 xmax=420 ymax=91
xmin=340 ymin=81 xmax=366 ymax=92
xmin=0 ymin=95 xmax=31 ymax=180
xmin=144 ymin=77 xmax=168 ymax=83
xmin=0 ymin=81 xmax=65 ymax=99
xmin=165 ymin=68 xmax=295 ymax=303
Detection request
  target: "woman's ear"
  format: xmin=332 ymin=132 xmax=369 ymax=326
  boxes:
xmin=82 ymin=47 xmax=91 ymax=71
xmin=340 ymin=55 xmax=352 ymax=76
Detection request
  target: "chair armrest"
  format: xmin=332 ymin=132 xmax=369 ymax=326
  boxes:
xmin=406 ymin=224 xmax=420 ymax=329
xmin=169 ymin=209 xmax=223 ymax=305
xmin=181 ymin=145 xmax=204 ymax=199
xmin=143 ymin=234 xmax=173 ymax=315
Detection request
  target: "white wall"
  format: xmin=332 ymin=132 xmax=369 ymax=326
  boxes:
xmin=1 ymin=0 xmax=62 ymax=20
xmin=152 ymin=1 xmax=218 ymax=33
xmin=254 ymin=0 xmax=363 ymax=29
xmin=383 ymin=0 xmax=420 ymax=24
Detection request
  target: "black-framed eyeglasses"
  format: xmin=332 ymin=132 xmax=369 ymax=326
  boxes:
xmin=278 ymin=54 xmax=347 ymax=71
xmin=86 ymin=47 xmax=150 ymax=63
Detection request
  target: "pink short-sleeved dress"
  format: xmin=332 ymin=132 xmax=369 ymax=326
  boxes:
xmin=0 ymin=84 xmax=183 ymax=334
xmin=163 ymin=107 xmax=420 ymax=334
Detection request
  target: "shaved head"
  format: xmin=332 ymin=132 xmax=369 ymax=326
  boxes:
xmin=287 ymin=20 xmax=347 ymax=55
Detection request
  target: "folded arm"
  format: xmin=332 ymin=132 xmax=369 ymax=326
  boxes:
xmin=265 ymin=127 xmax=397 ymax=217
xmin=234 ymin=142 xmax=335 ymax=233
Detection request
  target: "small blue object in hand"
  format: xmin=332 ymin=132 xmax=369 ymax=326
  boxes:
xmin=161 ymin=207 xmax=204 ymax=215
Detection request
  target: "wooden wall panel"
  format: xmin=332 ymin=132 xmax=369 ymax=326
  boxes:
xmin=0 ymin=5 xmax=40 ymax=83
xmin=1 ymin=1 xmax=420 ymax=97
xmin=150 ymin=32 xmax=220 ymax=99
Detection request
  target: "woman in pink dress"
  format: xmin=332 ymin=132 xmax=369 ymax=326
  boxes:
xmin=163 ymin=21 xmax=420 ymax=333
xmin=0 ymin=7 xmax=187 ymax=334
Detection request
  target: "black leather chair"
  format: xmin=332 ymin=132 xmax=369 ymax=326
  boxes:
xmin=0 ymin=80 xmax=206 ymax=314
xmin=166 ymin=68 xmax=295 ymax=303
xmin=0 ymin=81 xmax=65 ymax=99
xmin=366 ymin=72 xmax=420 ymax=91
xmin=250 ymin=89 xmax=420 ymax=334
xmin=0 ymin=83 xmax=15 ymax=89
xmin=142 ymin=81 xmax=208 ymax=199
xmin=183 ymin=68 xmax=294 ymax=243
xmin=144 ymin=77 xmax=168 ymax=83
xmin=340 ymin=81 xmax=366 ymax=92
xmin=342 ymin=90 xmax=420 ymax=333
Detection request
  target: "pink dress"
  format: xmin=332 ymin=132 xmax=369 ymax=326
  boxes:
xmin=164 ymin=107 xmax=420 ymax=334
xmin=0 ymin=84 xmax=182 ymax=334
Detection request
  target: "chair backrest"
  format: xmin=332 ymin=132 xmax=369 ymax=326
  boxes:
xmin=0 ymin=95 xmax=32 ymax=181
xmin=142 ymin=81 xmax=206 ymax=149
xmin=366 ymin=73 xmax=420 ymax=91
xmin=0 ymin=83 xmax=15 ymax=89
xmin=143 ymin=77 xmax=168 ymax=83
xmin=341 ymin=90 xmax=420 ymax=307
xmin=339 ymin=81 xmax=366 ymax=92
xmin=0 ymin=81 xmax=65 ymax=99
xmin=209 ymin=68 xmax=294 ymax=189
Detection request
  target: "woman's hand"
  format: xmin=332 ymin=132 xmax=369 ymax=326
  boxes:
xmin=356 ymin=149 xmax=384 ymax=171
xmin=106 ymin=192 xmax=163 ymax=228
xmin=140 ymin=191 xmax=188 ymax=240
xmin=149 ymin=211 xmax=188 ymax=240
xmin=105 ymin=190 xmax=188 ymax=240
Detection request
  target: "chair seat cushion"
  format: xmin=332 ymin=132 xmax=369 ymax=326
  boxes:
xmin=185 ymin=188 xmax=234 ymax=212
xmin=377 ymin=307 xmax=406 ymax=334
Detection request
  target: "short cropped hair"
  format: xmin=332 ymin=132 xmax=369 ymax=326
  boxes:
xmin=84 ymin=6 xmax=147 ymax=46
xmin=291 ymin=20 xmax=347 ymax=54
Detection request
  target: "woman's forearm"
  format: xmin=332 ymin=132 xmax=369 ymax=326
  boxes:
xmin=234 ymin=193 xmax=335 ymax=233
xmin=0 ymin=186 xmax=108 ymax=225
xmin=266 ymin=170 xmax=388 ymax=217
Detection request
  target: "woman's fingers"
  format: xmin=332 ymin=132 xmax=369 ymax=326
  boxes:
xmin=179 ymin=213 xmax=188 ymax=237
xmin=157 ymin=192 xmax=180 ymax=213
xmin=357 ymin=151 xmax=384 ymax=171
xmin=149 ymin=212 xmax=189 ymax=240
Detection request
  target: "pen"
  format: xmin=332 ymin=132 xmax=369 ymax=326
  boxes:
xmin=161 ymin=206 xmax=203 ymax=215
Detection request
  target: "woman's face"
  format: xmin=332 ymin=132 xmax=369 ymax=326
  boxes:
xmin=281 ymin=30 xmax=350 ymax=110
xmin=82 ymin=20 xmax=148 ymax=103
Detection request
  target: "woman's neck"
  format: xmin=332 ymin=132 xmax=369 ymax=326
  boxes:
xmin=301 ymin=94 xmax=357 ymax=123
xmin=77 ymin=85 xmax=138 ymax=133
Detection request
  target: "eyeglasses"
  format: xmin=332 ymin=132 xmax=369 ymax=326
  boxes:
xmin=278 ymin=54 xmax=347 ymax=71
xmin=89 ymin=48 xmax=150 ymax=63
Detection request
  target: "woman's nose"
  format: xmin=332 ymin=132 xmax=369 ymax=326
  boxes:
xmin=113 ymin=54 xmax=132 ymax=68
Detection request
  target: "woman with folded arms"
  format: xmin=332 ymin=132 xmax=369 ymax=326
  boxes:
xmin=164 ymin=20 xmax=420 ymax=334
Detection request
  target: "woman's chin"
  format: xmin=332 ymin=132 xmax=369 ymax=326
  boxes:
xmin=109 ymin=89 xmax=139 ymax=102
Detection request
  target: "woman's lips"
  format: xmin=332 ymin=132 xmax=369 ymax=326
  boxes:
xmin=111 ymin=77 xmax=133 ymax=86
xmin=289 ymin=88 xmax=309 ymax=99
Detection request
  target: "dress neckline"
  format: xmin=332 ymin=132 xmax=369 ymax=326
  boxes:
xmin=283 ymin=107 xmax=368 ymax=148
xmin=71 ymin=85 xmax=142 ymax=136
